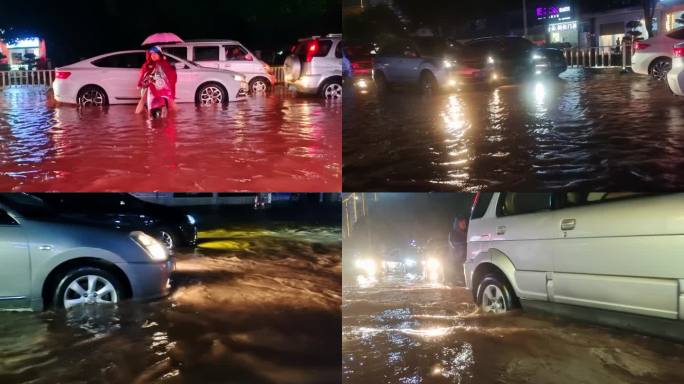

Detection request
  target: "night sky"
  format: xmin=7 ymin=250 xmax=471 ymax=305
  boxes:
xmin=0 ymin=0 xmax=341 ymax=65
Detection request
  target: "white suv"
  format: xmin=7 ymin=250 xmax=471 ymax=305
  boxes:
xmin=158 ymin=40 xmax=276 ymax=94
xmin=465 ymin=192 xmax=684 ymax=340
xmin=284 ymin=34 xmax=343 ymax=99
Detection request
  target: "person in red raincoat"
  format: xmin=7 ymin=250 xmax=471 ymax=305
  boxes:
xmin=136 ymin=46 xmax=177 ymax=117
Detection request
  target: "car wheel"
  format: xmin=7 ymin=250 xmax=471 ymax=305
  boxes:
xmin=650 ymin=58 xmax=672 ymax=81
xmin=419 ymin=72 xmax=438 ymax=95
xmin=321 ymin=80 xmax=343 ymax=99
xmin=53 ymin=267 xmax=123 ymax=310
xmin=196 ymin=82 xmax=228 ymax=105
xmin=158 ymin=228 xmax=176 ymax=250
xmin=249 ymin=77 xmax=271 ymax=94
xmin=77 ymin=85 xmax=108 ymax=107
xmin=476 ymin=274 xmax=515 ymax=314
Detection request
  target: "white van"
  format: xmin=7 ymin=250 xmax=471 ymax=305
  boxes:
xmin=465 ymin=192 xmax=684 ymax=340
xmin=158 ymin=40 xmax=276 ymax=94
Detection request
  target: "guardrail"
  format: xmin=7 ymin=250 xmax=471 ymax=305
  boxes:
xmin=563 ymin=44 xmax=633 ymax=69
xmin=0 ymin=70 xmax=55 ymax=88
xmin=0 ymin=66 xmax=286 ymax=89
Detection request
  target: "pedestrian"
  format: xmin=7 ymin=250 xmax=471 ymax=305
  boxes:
xmin=448 ymin=216 xmax=468 ymax=286
xmin=136 ymin=46 xmax=177 ymax=117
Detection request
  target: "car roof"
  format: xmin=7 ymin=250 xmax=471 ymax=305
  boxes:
xmin=83 ymin=50 xmax=191 ymax=65
xmin=159 ymin=39 xmax=242 ymax=45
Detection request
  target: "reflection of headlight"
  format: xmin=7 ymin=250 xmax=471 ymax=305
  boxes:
xmin=131 ymin=231 xmax=168 ymax=261
xmin=532 ymin=53 xmax=543 ymax=60
xmin=404 ymin=258 xmax=417 ymax=267
xmin=186 ymin=214 xmax=196 ymax=225
xmin=234 ymin=75 xmax=245 ymax=82
xmin=487 ymin=56 xmax=495 ymax=64
xmin=354 ymin=258 xmax=377 ymax=275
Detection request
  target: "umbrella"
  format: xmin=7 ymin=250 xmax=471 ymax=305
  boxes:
xmin=142 ymin=33 xmax=183 ymax=46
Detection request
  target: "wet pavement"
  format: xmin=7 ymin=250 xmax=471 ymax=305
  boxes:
xmin=0 ymin=88 xmax=341 ymax=191
xmin=343 ymin=69 xmax=684 ymax=191
xmin=0 ymin=222 xmax=341 ymax=384
xmin=342 ymin=274 xmax=684 ymax=384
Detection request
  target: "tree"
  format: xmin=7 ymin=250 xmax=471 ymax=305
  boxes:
xmin=642 ymin=0 xmax=658 ymax=37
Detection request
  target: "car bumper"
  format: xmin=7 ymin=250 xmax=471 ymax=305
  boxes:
xmin=52 ymin=79 xmax=78 ymax=104
xmin=631 ymin=52 xmax=654 ymax=75
xmin=457 ymin=66 xmax=496 ymax=83
xmin=179 ymin=223 xmax=198 ymax=246
xmin=667 ymin=64 xmax=684 ymax=96
xmin=120 ymin=259 xmax=175 ymax=301
xmin=289 ymin=74 xmax=323 ymax=94
xmin=463 ymin=260 xmax=475 ymax=291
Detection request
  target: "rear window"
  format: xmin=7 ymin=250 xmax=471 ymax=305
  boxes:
xmin=497 ymin=193 xmax=552 ymax=217
xmin=470 ymin=192 xmax=494 ymax=219
xmin=162 ymin=46 xmax=188 ymax=60
xmin=193 ymin=46 xmax=219 ymax=61
xmin=294 ymin=39 xmax=333 ymax=58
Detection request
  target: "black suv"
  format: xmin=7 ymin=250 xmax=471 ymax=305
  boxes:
xmin=462 ymin=36 xmax=567 ymax=80
xmin=31 ymin=193 xmax=197 ymax=250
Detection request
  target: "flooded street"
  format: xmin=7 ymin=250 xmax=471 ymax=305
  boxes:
xmin=342 ymin=275 xmax=684 ymax=384
xmin=0 ymin=88 xmax=341 ymax=191
xmin=0 ymin=219 xmax=341 ymax=384
xmin=343 ymin=69 xmax=684 ymax=191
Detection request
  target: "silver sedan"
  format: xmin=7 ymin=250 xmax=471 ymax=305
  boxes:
xmin=0 ymin=193 xmax=174 ymax=311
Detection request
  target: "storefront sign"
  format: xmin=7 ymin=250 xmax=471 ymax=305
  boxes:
xmin=536 ymin=5 xmax=573 ymax=22
xmin=548 ymin=21 xmax=578 ymax=33
xmin=7 ymin=37 xmax=40 ymax=49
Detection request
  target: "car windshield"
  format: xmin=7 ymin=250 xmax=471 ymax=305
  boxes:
xmin=0 ymin=193 xmax=55 ymax=218
xmin=415 ymin=38 xmax=460 ymax=57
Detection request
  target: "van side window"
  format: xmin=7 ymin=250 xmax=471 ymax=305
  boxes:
xmin=471 ymin=192 xmax=494 ymax=219
xmin=497 ymin=193 xmax=552 ymax=217
xmin=162 ymin=47 xmax=187 ymax=60
xmin=193 ymin=46 xmax=219 ymax=62
xmin=555 ymin=192 xmax=653 ymax=209
xmin=224 ymin=45 xmax=252 ymax=61
xmin=0 ymin=210 xmax=18 ymax=225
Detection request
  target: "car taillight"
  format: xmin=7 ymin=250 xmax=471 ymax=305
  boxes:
xmin=674 ymin=46 xmax=684 ymax=57
xmin=306 ymin=39 xmax=320 ymax=62
xmin=55 ymin=71 xmax=71 ymax=79
xmin=634 ymin=42 xmax=650 ymax=51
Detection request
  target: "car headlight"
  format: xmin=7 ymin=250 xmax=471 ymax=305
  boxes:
xmin=443 ymin=59 xmax=454 ymax=68
xmin=404 ymin=258 xmax=417 ymax=267
xmin=532 ymin=53 xmax=543 ymax=60
xmin=186 ymin=214 xmax=196 ymax=225
xmin=487 ymin=56 xmax=495 ymax=64
xmin=426 ymin=258 xmax=441 ymax=271
xmin=354 ymin=258 xmax=377 ymax=275
xmin=234 ymin=75 xmax=245 ymax=82
xmin=131 ymin=231 xmax=167 ymax=261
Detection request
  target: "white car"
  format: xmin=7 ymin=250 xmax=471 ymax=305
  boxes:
xmin=464 ymin=192 xmax=684 ymax=341
xmin=53 ymin=50 xmax=248 ymax=107
xmin=631 ymin=29 xmax=684 ymax=80
xmin=158 ymin=40 xmax=276 ymax=94
xmin=667 ymin=42 xmax=684 ymax=95
xmin=284 ymin=34 xmax=343 ymax=99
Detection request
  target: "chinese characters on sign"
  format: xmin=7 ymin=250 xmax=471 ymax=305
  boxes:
xmin=548 ymin=20 xmax=578 ymax=33
xmin=536 ymin=5 xmax=573 ymax=22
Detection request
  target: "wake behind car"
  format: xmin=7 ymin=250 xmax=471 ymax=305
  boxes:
xmin=464 ymin=192 xmax=684 ymax=341
xmin=373 ymin=37 xmax=462 ymax=93
xmin=0 ymin=193 xmax=173 ymax=311
xmin=284 ymin=34 xmax=343 ymax=99
xmin=32 ymin=193 xmax=197 ymax=250
xmin=53 ymin=50 xmax=248 ymax=107
xmin=158 ymin=40 xmax=276 ymax=94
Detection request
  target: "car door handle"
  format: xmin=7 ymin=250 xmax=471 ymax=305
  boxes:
xmin=38 ymin=245 xmax=52 ymax=251
xmin=496 ymin=226 xmax=506 ymax=235
xmin=561 ymin=219 xmax=576 ymax=231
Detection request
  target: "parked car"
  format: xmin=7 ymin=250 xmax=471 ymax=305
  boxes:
xmin=372 ymin=37 xmax=461 ymax=93
xmin=31 ymin=193 xmax=197 ymax=250
xmin=158 ymin=40 xmax=276 ymax=94
xmin=462 ymin=36 xmax=566 ymax=81
xmin=284 ymin=34 xmax=343 ymax=99
xmin=53 ymin=50 xmax=248 ymax=107
xmin=632 ymin=22 xmax=684 ymax=81
xmin=0 ymin=193 xmax=173 ymax=311
xmin=667 ymin=42 xmax=684 ymax=95
xmin=464 ymin=192 xmax=684 ymax=341
xmin=343 ymin=42 xmax=374 ymax=91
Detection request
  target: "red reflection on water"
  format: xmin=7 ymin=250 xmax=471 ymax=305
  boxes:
xmin=0 ymin=88 xmax=341 ymax=191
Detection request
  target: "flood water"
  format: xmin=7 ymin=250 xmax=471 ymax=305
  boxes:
xmin=0 ymin=88 xmax=341 ymax=191
xmin=0 ymin=222 xmax=341 ymax=384
xmin=343 ymin=69 xmax=684 ymax=191
xmin=342 ymin=275 xmax=684 ymax=384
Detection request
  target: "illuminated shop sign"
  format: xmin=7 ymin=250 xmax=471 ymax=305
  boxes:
xmin=548 ymin=20 xmax=578 ymax=33
xmin=7 ymin=37 xmax=40 ymax=49
xmin=536 ymin=5 xmax=573 ymax=21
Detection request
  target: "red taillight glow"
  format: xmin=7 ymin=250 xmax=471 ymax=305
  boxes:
xmin=306 ymin=39 xmax=320 ymax=62
xmin=674 ymin=47 xmax=684 ymax=57
xmin=633 ymin=42 xmax=650 ymax=51
xmin=55 ymin=71 xmax=71 ymax=79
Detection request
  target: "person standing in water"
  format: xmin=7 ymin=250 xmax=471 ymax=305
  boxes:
xmin=136 ymin=46 xmax=177 ymax=117
xmin=448 ymin=216 xmax=468 ymax=285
